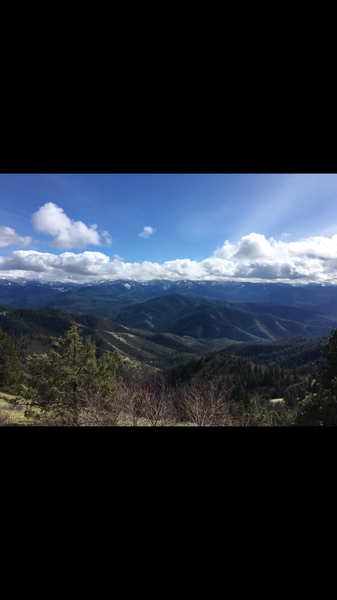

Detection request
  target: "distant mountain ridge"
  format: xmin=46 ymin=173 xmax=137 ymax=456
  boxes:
xmin=109 ymin=293 xmax=336 ymax=340
xmin=1 ymin=279 xmax=337 ymax=328
xmin=159 ymin=302 xmax=337 ymax=341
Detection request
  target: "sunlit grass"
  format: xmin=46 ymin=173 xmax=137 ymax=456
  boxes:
xmin=0 ymin=393 xmax=27 ymax=425
xmin=116 ymin=413 xmax=196 ymax=426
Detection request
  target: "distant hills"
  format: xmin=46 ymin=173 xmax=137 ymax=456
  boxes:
xmin=1 ymin=278 xmax=337 ymax=347
xmin=112 ymin=294 xmax=337 ymax=340
xmin=0 ymin=302 xmax=15 ymax=312
xmin=2 ymin=278 xmax=337 ymax=314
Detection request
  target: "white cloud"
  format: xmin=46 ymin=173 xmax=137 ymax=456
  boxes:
xmin=0 ymin=226 xmax=35 ymax=248
xmin=0 ymin=250 xmax=111 ymax=277
xmin=31 ymin=202 xmax=112 ymax=249
xmin=0 ymin=251 xmax=235 ymax=282
xmin=2 ymin=233 xmax=337 ymax=284
xmin=102 ymin=231 xmax=113 ymax=246
xmin=214 ymin=233 xmax=337 ymax=281
xmin=139 ymin=226 xmax=156 ymax=238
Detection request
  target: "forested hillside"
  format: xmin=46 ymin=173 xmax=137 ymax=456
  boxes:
xmin=222 ymin=336 xmax=328 ymax=374
xmin=1 ymin=302 xmax=335 ymax=427
xmin=165 ymin=349 xmax=311 ymax=407
xmin=0 ymin=307 xmax=213 ymax=375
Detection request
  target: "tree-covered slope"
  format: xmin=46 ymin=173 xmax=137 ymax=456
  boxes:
xmin=157 ymin=304 xmax=336 ymax=341
xmin=113 ymin=294 xmax=216 ymax=331
xmin=110 ymin=294 xmax=337 ymax=341
xmin=0 ymin=307 xmax=212 ymax=374
xmin=222 ymin=335 xmax=327 ymax=374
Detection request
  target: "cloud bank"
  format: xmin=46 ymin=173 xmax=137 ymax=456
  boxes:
xmin=1 ymin=232 xmax=337 ymax=283
xmin=31 ymin=203 xmax=112 ymax=249
xmin=214 ymin=233 xmax=337 ymax=281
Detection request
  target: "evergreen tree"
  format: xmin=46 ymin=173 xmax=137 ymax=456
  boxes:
xmin=275 ymin=365 xmax=281 ymax=380
xmin=292 ymin=363 xmax=300 ymax=383
xmin=21 ymin=322 xmax=122 ymax=426
xmin=285 ymin=371 xmax=292 ymax=387
xmin=296 ymin=329 xmax=337 ymax=426
xmin=284 ymin=386 xmax=299 ymax=409
xmin=314 ymin=328 xmax=337 ymax=392
xmin=263 ymin=368 xmax=270 ymax=386
xmin=0 ymin=329 xmax=25 ymax=392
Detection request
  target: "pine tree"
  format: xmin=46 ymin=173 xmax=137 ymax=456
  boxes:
xmin=296 ymin=329 xmax=337 ymax=426
xmin=21 ymin=322 xmax=122 ymax=426
xmin=314 ymin=328 xmax=337 ymax=392
xmin=0 ymin=329 xmax=25 ymax=392
xmin=292 ymin=363 xmax=300 ymax=383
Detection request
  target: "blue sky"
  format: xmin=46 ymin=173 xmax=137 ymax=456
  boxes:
xmin=1 ymin=173 xmax=337 ymax=283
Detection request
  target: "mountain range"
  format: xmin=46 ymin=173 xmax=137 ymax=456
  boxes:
xmin=2 ymin=275 xmax=335 ymax=378
xmin=1 ymin=279 xmax=337 ymax=342
xmin=2 ymin=277 xmax=337 ymax=313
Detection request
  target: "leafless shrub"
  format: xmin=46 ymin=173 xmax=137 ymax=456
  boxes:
xmin=138 ymin=375 xmax=177 ymax=426
xmin=75 ymin=381 xmax=125 ymax=426
xmin=177 ymin=377 xmax=234 ymax=426
xmin=120 ymin=375 xmax=177 ymax=426
xmin=118 ymin=377 xmax=148 ymax=426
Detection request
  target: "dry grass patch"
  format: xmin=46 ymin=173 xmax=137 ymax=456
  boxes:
xmin=0 ymin=393 xmax=27 ymax=425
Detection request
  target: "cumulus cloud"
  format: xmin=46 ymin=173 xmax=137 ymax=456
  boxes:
xmin=2 ymin=233 xmax=337 ymax=284
xmin=0 ymin=251 xmax=111 ymax=277
xmin=31 ymin=203 xmax=112 ymax=249
xmin=0 ymin=226 xmax=35 ymax=248
xmin=214 ymin=232 xmax=337 ymax=281
xmin=139 ymin=226 xmax=156 ymax=238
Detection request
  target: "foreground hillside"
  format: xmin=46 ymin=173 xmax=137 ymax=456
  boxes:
xmin=0 ymin=321 xmax=314 ymax=427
